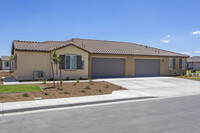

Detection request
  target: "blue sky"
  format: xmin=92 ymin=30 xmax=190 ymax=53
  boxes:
xmin=0 ymin=0 xmax=200 ymax=56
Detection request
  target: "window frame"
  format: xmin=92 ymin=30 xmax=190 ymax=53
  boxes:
xmin=65 ymin=55 xmax=77 ymax=70
xmin=169 ymin=58 xmax=174 ymax=70
xmin=181 ymin=59 xmax=185 ymax=69
xmin=4 ymin=61 xmax=9 ymax=67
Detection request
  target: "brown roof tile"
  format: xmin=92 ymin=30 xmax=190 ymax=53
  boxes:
xmin=12 ymin=38 xmax=188 ymax=57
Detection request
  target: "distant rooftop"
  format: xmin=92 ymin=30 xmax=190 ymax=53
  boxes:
xmin=12 ymin=38 xmax=189 ymax=57
xmin=1 ymin=56 xmax=10 ymax=60
xmin=187 ymin=56 xmax=200 ymax=63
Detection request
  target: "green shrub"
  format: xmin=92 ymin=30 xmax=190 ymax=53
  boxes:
xmin=42 ymin=79 xmax=47 ymax=84
xmin=98 ymin=89 xmax=102 ymax=92
xmin=197 ymin=73 xmax=199 ymax=77
xmin=180 ymin=73 xmax=183 ymax=77
xmin=23 ymin=93 xmax=29 ymax=97
xmin=57 ymin=87 xmax=63 ymax=91
xmin=189 ymin=73 xmax=193 ymax=77
xmin=73 ymin=83 xmax=76 ymax=86
xmin=184 ymin=74 xmax=188 ymax=78
xmin=44 ymin=92 xmax=48 ymax=95
xmin=104 ymin=84 xmax=109 ymax=88
xmin=64 ymin=91 xmax=69 ymax=94
xmin=194 ymin=74 xmax=197 ymax=77
xmin=81 ymin=89 xmax=86 ymax=93
xmin=66 ymin=77 xmax=70 ymax=80
xmin=76 ymin=79 xmax=80 ymax=83
xmin=85 ymin=85 xmax=91 ymax=89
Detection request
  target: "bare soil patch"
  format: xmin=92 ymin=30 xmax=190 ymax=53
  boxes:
xmin=0 ymin=81 xmax=126 ymax=103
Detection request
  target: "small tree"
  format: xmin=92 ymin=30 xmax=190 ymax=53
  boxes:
xmin=50 ymin=48 xmax=61 ymax=87
xmin=9 ymin=55 xmax=14 ymax=76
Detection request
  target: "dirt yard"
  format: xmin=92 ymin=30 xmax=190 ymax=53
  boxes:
xmin=0 ymin=81 xmax=126 ymax=103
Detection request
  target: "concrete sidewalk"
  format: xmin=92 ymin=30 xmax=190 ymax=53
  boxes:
xmin=0 ymin=90 xmax=156 ymax=114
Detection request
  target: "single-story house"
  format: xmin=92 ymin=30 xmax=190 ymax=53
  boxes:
xmin=11 ymin=38 xmax=188 ymax=80
xmin=0 ymin=56 xmax=11 ymax=70
xmin=187 ymin=56 xmax=200 ymax=70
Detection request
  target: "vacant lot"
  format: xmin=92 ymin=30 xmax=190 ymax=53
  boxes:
xmin=0 ymin=81 xmax=125 ymax=103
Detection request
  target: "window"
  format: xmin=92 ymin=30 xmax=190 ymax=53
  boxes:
xmin=65 ymin=55 xmax=77 ymax=70
xmin=4 ymin=61 xmax=9 ymax=67
xmin=181 ymin=59 xmax=185 ymax=69
xmin=169 ymin=58 xmax=174 ymax=69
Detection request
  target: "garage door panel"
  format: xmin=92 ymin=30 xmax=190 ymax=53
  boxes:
xmin=92 ymin=58 xmax=125 ymax=78
xmin=135 ymin=59 xmax=160 ymax=77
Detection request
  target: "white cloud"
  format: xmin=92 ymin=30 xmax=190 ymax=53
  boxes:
xmin=192 ymin=30 xmax=200 ymax=35
xmin=160 ymin=35 xmax=171 ymax=43
xmin=160 ymin=39 xmax=170 ymax=43
xmin=194 ymin=51 xmax=200 ymax=53
xmin=181 ymin=52 xmax=191 ymax=55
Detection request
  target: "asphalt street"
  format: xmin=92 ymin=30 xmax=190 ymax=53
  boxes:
xmin=1 ymin=95 xmax=200 ymax=133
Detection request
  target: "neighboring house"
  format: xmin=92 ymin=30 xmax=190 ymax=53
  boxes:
xmin=187 ymin=56 xmax=200 ymax=70
xmin=11 ymin=38 xmax=188 ymax=80
xmin=0 ymin=56 xmax=11 ymax=70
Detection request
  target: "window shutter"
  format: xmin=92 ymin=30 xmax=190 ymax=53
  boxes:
xmin=179 ymin=59 xmax=182 ymax=69
xmin=76 ymin=55 xmax=82 ymax=69
xmin=14 ymin=54 xmax=17 ymax=70
xmin=173 ymin=59 xmax=176 ymax=69
xmin=59 ymin=55 xmax=65 ymax=69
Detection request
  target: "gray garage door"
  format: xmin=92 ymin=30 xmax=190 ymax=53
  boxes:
xmin=135 ymin=59 xmax=160 ymax=77
xmin=91 ymin=58 xmax=125 ymax=78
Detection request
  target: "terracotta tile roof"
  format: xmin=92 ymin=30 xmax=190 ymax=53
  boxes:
xmin=12 ymin=38 xmax=188 ymax=57
xmin=187 ymin=56 xmax=200 ymax=62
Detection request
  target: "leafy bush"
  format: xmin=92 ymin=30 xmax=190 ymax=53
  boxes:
xmin=104 ymin=84 xmax=109 ymax=88
xmin=23 ymin=93 xmax=29 ymax=97
xmin=197 ymin=73 xmax=199 ymax=77
xmin=184 ymin=74 xmax=188 ymax=78
xmin=42 ymin=79 xmax=47 ymax=84
xmin=189 ymin=73 xmax=193 ymax=77
xmin=180 ymin=73 xmax=183 ymax=77
xmin=81 ymin=89 xmax=86 ymax=93
xmin=85 ymin=85 xmax=91 ymax=89
xmin=44 ymin=92 xmax=48 ymax=95
xmin=66 ymin=77 xmax=70 ymax=80
xmin=64 ymin=91 xmax=69 ymax=94
xmin=76 ymin=79 xmax=80 ymax=83
xmin=73 ymin=83 xmax=76 ymax=86
xmin=98 ymin=89 xmax=102 ymax=92
xmin=57 ymin=87 xmax=63 ymax=91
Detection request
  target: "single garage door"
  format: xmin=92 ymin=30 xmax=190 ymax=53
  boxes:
xmin=135 ymin=59 xmax=160 ymax=77
xmin=91 ymin=58 xmax=125 ymax=78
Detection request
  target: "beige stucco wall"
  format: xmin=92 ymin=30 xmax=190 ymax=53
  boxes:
xmin=88 ymin=54 xmax=187 ymax=77
xmin=13 ymin=45 xmax=89 ymax=80
xmin=13 ymin=51 xmax=51 ymax=80
xmin=56 ymin=45 xmax=88 ymax=79
xmin=13 ymin=45 xmax=186 ymax=80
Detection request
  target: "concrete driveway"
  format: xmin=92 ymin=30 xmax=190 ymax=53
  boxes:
xmin=105 ymin=77 xmax=200 ymax=97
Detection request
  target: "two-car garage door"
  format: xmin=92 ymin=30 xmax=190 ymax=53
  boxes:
xmin=91 ymin=58 xmax=160 ymax=78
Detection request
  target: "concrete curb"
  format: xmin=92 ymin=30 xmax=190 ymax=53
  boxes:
xmin=0 ymin=96 xmax=156 ymax=114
